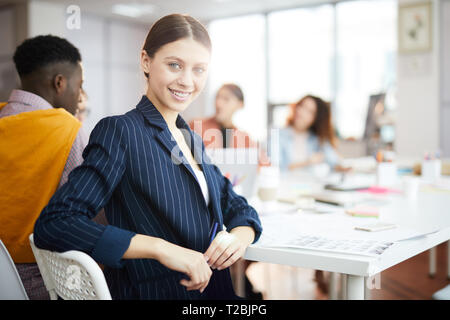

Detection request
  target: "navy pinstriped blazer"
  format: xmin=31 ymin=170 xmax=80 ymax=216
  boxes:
xmin=33 ymin=95 xmax=262 ymax=300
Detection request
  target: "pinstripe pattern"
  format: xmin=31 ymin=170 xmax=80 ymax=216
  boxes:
xmin=34 ymin=95 xmax=262 ymax=300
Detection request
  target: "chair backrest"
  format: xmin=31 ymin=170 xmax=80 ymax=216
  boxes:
xmin=29 ymin=234 xmax=112 ymax=300
xmin=0 ymin=239 xmax=29 ymax=300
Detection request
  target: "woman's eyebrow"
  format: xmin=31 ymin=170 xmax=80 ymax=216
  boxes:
xmin=164 ymin=56 xmax=184 ymax=62
xmin=164 ymin=56 xmax=208 ymax=66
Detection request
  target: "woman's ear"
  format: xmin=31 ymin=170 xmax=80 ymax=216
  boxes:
xmin=141 ymin=50 xmax=151 ymax=78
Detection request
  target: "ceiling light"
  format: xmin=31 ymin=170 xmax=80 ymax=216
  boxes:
xmin=112 ymin=3 xmax=156 ymax=18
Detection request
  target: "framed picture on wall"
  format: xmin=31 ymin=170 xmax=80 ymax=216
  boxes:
xmin=398 ymin=1 xmax=432 ymax=53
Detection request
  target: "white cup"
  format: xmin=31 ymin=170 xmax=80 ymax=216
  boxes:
xmin=421 ymin=159 xmax=441 ymax=182
xmin=257 ymin=166 xmax=280 ymax=202
xmin=403 ymin=176 xmax=420 ymax=200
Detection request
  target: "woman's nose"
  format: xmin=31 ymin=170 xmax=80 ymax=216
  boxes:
xmin=177 ymin=70 xmax=194 ymax=88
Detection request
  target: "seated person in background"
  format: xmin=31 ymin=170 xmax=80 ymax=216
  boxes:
xmin=189 ymin=83 xmax=257 ymax=149
xmin=0 ymin=35 xmax=87 ymax=300
xmin=75 ymin=88 xmax=89 ymax=123
xmin=278 ymin=95 xmax=341 ymax=295
xmin=278 ymin=94 xmax=339 ymax=172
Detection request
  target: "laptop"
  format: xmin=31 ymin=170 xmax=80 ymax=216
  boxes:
xmin=205 ymin=148 xmax=259 ymax=199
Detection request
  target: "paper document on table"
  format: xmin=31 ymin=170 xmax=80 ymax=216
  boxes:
xmin=256 ymin=232 xmax=394 ymax=257
xmin=255 ymin=211 xmax=437 ymax=257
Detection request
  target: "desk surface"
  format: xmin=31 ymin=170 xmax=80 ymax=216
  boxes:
xmin=244 ymin=170 xmax=450 ymax=277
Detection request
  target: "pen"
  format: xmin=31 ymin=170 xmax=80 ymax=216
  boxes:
xmin=209 ymin=222 xmax=218 ymax=244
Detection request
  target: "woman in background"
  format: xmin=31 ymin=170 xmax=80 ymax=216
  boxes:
xmin=278 ymin=94 xmax=339 ymax=172
xmin=278 ymin=94 xmax=341 ymax=295
xmin=189 ymin=83 xmax=257 ymax=149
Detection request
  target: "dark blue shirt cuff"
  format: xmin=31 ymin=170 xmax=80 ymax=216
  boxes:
xmin=91 ymin=225 xmax=136 ymax=268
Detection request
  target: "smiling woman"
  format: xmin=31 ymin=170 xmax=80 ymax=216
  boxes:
xmin=141 ymin=38 xmax=211 ymax=119
xmin=33 ymin=13 xmax=262 ymax=300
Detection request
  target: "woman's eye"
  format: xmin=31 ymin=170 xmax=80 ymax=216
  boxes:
xmin=194 ymin=67 xmax=205 ymax=74
xmin=169 ymin=62 xmax=181 ymax=70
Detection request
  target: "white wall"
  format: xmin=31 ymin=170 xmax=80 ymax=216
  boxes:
xmin=66 ymin=13 xmax=107 ymax=134
xmin=66 ymin=13 xmax=150 ymax=133
xmin=0 ymin=5 xmax=19 ymax=101
xmin=395 ymin=0 xmax=441 ymax=157
xmin=441 ymin=0 xmax=450 ymax=157
xmin=28 ymin=0 xmax=66 ymax=37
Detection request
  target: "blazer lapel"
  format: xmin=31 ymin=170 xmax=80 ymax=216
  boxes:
xmin=136 ymin=96 xmax=191 ymax=176
xmin=136 ymin=96 xmax=222 ymax=223
xmin=156 ymin=128 xmax=196 ymax=179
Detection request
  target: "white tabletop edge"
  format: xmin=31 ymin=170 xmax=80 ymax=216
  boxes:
xmin=244 ymin=226 xmax=450 ymax=277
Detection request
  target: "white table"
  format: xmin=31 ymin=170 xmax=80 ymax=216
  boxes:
xmin=243 ymin=170 xmax=450 ymax=300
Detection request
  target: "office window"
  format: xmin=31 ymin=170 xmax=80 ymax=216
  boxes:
xmin=268 ymin=5 xmax=334 ymax=104
xmin=208 ymin=15 xmax=267 ymax=141
xmin=335 ymin=0 xmax=397 ymax=139
xmin=207 ymin=0 xmax=397 ymax=142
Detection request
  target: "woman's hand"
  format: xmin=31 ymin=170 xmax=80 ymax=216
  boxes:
xmin=204 ymin=226 xmax=255 ymax=271
xmin=158 ymin=240 xmax=212 ymax=292
xmin=124 ymin=235 xmax=212 ymax=293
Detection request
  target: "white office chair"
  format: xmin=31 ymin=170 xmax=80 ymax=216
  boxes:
xmin=29 ymin=234 xmax=112 ymax=300
xmin=432 ymin=285 xmax=450 ymax=300
xmin=0 ymin=239 xmax=29 ymax=300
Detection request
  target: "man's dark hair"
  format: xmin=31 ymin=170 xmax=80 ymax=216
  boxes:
xmin=13 ymin=34 xmax=82 ymax=77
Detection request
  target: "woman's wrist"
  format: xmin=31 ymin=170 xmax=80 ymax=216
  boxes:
xmin=123 ymin=234 xmax=166 ymax=260
xmin=230 ymin=226 xmax=255 ymax=247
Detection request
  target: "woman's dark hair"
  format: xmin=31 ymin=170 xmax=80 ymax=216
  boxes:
xmin=142 ymin=14 xmax=211 ymax=78
xmin=219 ymin=83 xmax=244 ymax=103
xmin=13 ymin=34 xmax=81 ymax=77
xmin=286 ymin=95 xmax=337 ymax=147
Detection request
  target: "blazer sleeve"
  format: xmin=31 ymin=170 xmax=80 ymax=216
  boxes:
xmin=212 ymin=165 xmax=263 ymax=243
xmin=33 ymin=116 xmax=136 ymax=268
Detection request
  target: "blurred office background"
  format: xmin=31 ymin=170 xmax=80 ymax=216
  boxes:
xmin=1 ymin=0 xmax=450 ymax=300
xmin=0 ymin=0 xmax=449 ymax=159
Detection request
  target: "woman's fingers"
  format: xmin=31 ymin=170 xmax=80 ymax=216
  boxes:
xmin=158 ymin=241 xmax=212 ymax=293
xmin=216 ymin=248 xmax=243 ymax=270
xmin=211 ymin=242 xmax=240 ymax=269
xmin=205 ymin=232 xmax=235 ymax=267
xmin=179 ymin=267 xmax=211 ymax=292
xmin=204 ymin=231 xmax=246 ymax=270
xmin=204 ymin=231 xmax=227 ymax=259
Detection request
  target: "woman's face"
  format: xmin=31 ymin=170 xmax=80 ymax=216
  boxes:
xmin=142 ymin=37 xmax=210 ymax=114
xmin=293 ymin=97 xmax=317 ymax=132
xmin=214 ymin=87 xmax=243 ymax=125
